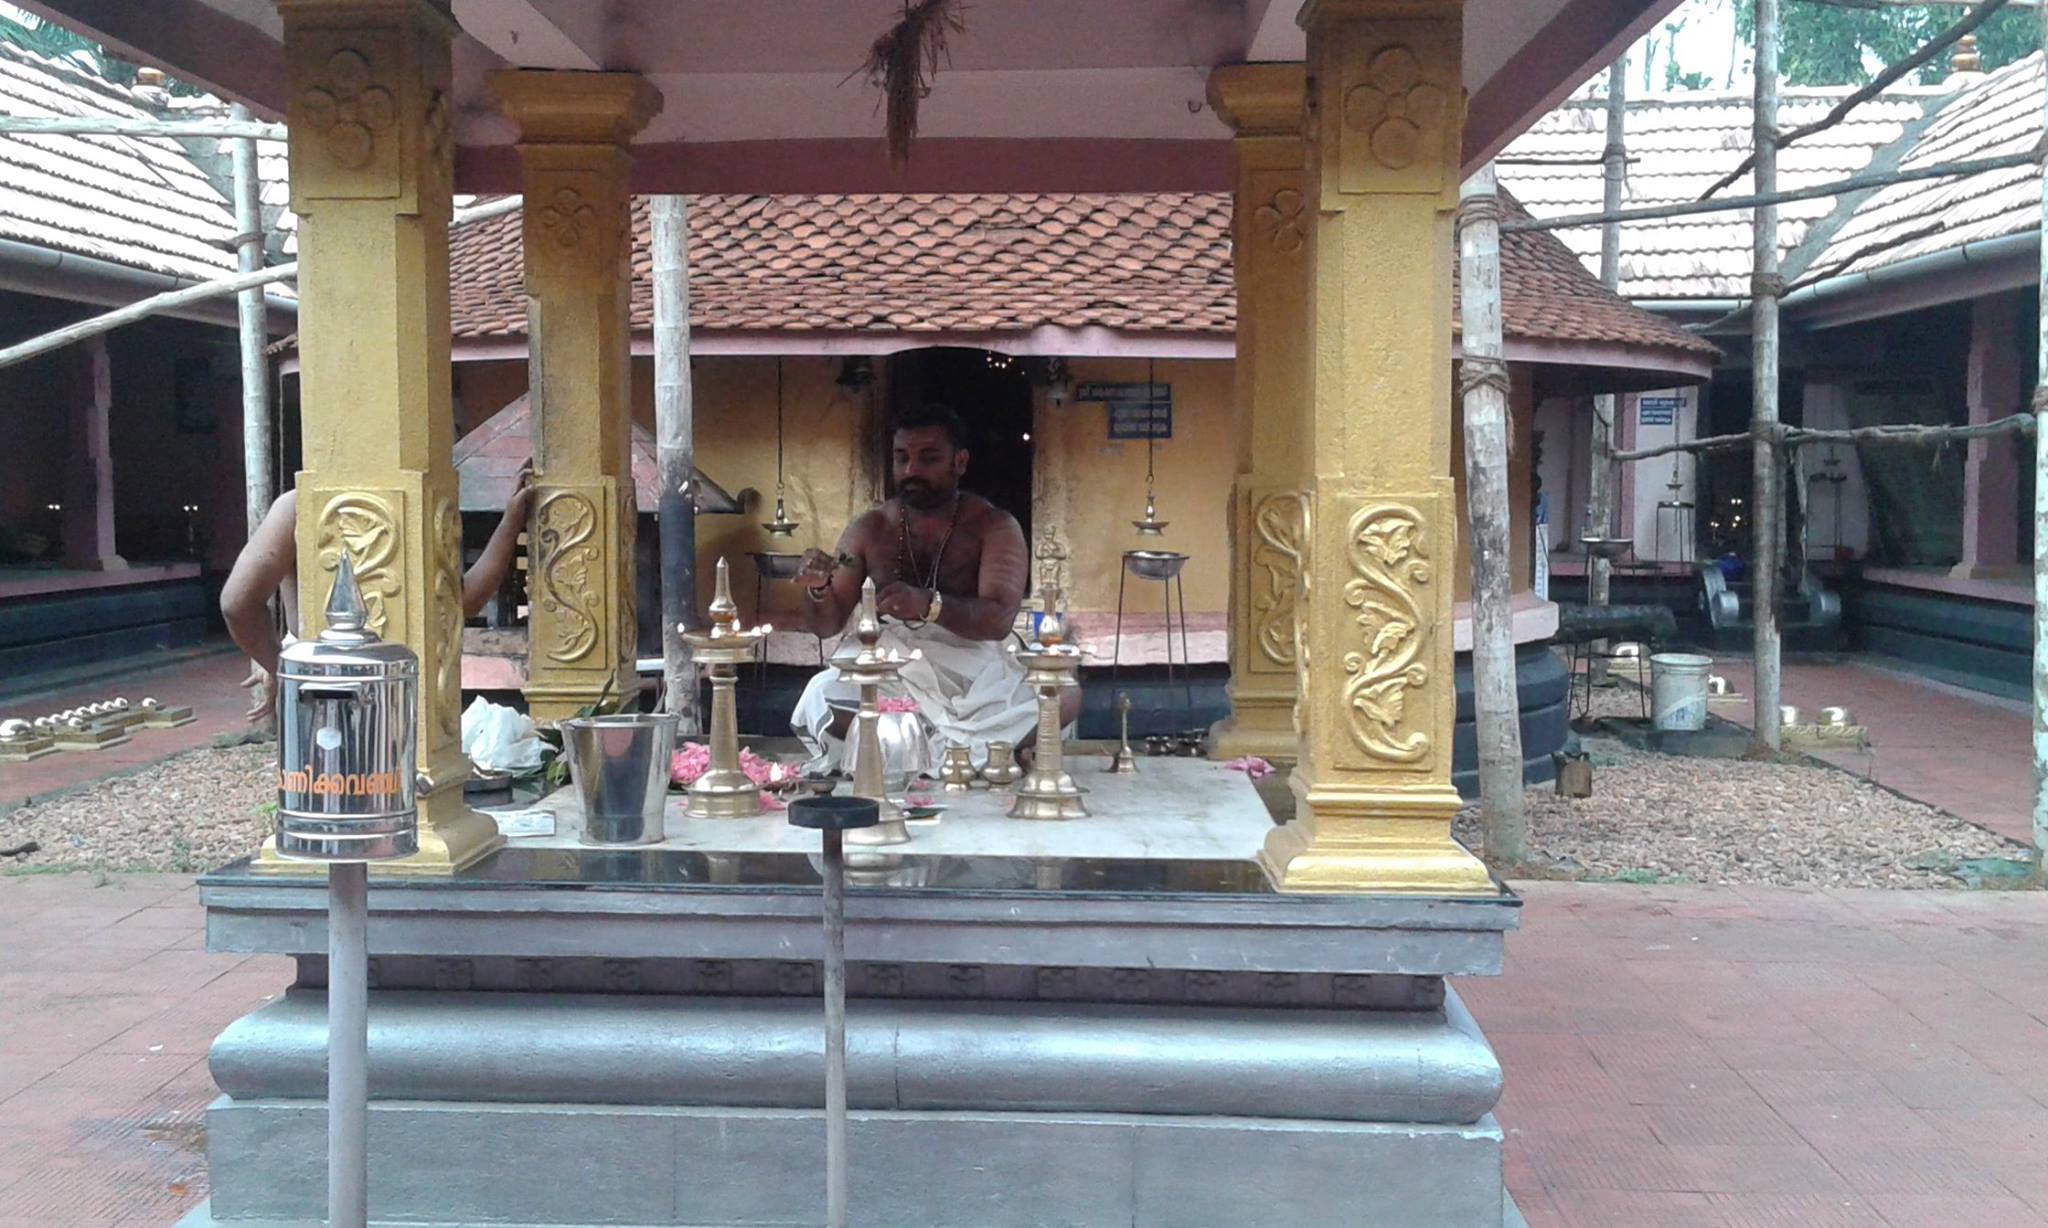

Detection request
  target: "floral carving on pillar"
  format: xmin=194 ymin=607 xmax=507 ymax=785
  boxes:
xmin=432 ymin=495 xmax=463 ymax=741
xmin=1290 ymin=499 xmax=1314 ymax=737
xmin=1341 ymin=503 xmax=1434 ymax=765
xmin=1253 ymin=188 xmax=1306 ymax=254
xmin=536 ymin=187 xmax=599 ymax=253
xmin=299 ymin=49 xmax=395 ymax=170
xmin=1251 ymin=491 xmax=1305 ymax=667
xmin=1341 ymin=47 xmax=1450 ymax=172
xmin=534 ymin=489 xmax=603 ymax=664
xmin=316 ymin=492 xmax=401 ymax=639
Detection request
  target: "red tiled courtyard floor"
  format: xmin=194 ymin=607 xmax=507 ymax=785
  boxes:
xmin=1709 ymin=659 xmax=2034 ymax=848
xmin=0 ymin=648 xmax=250 ymax=810
xmin=2 ymin=873 xmax=2044 ymax=1227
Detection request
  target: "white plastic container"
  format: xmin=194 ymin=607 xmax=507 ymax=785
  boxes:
xmin=1649 ymin=652 xmax=1713 ymax=732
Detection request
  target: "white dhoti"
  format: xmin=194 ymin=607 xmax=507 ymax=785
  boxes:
xmin=791 ymin=621 xmax=1036 ymax=774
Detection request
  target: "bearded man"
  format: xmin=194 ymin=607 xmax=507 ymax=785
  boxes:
xmin=788 ymin=403 xmax=1076 ymax=770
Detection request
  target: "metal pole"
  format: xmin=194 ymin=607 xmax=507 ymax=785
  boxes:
xmin=820 ymin=827 xmax=849 ymax=1228
xmin=328 ymin=860 xmax=370 ymax=1228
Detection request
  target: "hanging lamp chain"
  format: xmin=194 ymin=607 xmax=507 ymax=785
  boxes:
xmin=775 ymin=358 xmax=786 ymax=495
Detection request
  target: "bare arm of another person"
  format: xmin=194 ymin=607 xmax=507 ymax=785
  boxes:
xmin=933 ymin=507 xmax=1028 ymax=642
xmin=461 ymin=463 xmax=534 ymax=618
xmin=220 ymin=489 xmax=299 ymax=677
xmin=791 ymin=514 xmax=877 ymax=637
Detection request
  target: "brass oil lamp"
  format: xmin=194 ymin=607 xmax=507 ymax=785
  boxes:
xmin=681 ymin=558 xmax=773 ymax=818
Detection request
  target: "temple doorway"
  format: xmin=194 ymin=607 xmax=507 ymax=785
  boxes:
xmin=883 ymin=347 xmax=1035 ymax=544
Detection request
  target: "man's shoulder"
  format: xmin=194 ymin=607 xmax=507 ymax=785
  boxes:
xmin=962 ymin=494 xmax=1021 ymax=537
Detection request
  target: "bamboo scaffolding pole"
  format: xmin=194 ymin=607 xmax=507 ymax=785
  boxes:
xmin=2031 ymin=0 xmax=2048 ymax=878
xmin=1701 ymin=0 xmax=2011 ymax=201
xmin=1503 ymin=151 xmax=2039 ymax=235
xmin=1458 ymin=166 xmax=1527 ymax=867
xmin=1612 ymin=413 xmax=2036 ymax=462
xmin=0 ymin=116 xmax=286 ymax=139
xmin=0 ymin=196 xmax=521 ymax=375
xmin=652 ymin=194 xmax=700 ymax=733
xmin=1587 ymin=57 xmax=1628 ymax=656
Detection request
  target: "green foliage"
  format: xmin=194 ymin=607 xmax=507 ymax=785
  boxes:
xmin=0 ymin=10 xmax=206 ymax=95
xmin=1737 ymin=3 xmax=2040 ymax=87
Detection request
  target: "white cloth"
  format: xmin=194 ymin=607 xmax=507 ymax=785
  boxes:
xmin=791 ymin=620 xmax=1036 ymax=773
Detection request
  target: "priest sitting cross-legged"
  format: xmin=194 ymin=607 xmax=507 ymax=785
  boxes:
xmin=788 ymin=403 xmax=1079 ymax=773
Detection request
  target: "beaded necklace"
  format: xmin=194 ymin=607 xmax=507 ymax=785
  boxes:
xmin=896 ymin=493 xmax=960 ymax=628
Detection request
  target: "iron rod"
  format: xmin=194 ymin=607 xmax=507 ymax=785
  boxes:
xmin=821 ymin=828 xmax=850 ymax=1228
xmin=328 ymin=860 xmax=369 ymax=1228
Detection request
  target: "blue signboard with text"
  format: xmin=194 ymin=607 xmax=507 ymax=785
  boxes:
xmin=1080 ymin=382 xmax=1173 ymax=440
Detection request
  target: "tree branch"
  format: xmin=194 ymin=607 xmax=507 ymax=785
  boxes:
xmin=1698 ymin=0 xmax=2011 ymax=201
xmin=1611 ymin=412 xmax=2036 ymax=462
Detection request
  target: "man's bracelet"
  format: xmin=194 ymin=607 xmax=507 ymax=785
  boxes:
xmin=805 ymin=583 xmax=830 ymax=603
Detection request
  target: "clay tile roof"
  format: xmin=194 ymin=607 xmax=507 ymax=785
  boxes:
xmin=445 ymin=191 xmax=1714 ymax=362
xmin=0 ymin=40 xmax=244 ymax=281
xmin=1500 ymin=83 xmax=1944 ymax=300
xmin=1810 ymin=53 xmax=2043 ymax=281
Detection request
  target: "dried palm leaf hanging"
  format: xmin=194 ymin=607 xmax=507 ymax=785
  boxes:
xmin=852 ymin=0 xmax=966 ymax=170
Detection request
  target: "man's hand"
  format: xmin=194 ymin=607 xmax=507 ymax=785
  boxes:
xmin=506 ymin=460 xmax=536 ymax=519
xmin=875 ymin=581 xmax=934 ymax=622
xmin=240 ymin=663 xmax=274 ymax=725
xmin=795 ymin=547 xmax=838 ymax=589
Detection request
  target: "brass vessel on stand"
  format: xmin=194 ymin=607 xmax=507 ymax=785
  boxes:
xmin=835 ymin=578 xmax=919 ymax=847
xmin=1009 ymin=584 xmax=1088 ymax=820
xmin=681 ymin=558 xmax=773 ymax=818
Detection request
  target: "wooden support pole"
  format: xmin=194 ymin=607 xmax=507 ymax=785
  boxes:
xmin=1752 ymin=0 xmax=1785 ymax=755
xmin=652 ymin=194 xmax=700 ymax=732
xmin=0 ymin=197 xmax=517 ymax=378
xmin=2032 ymin=0 xmax=2048 ymax=878
xmin=230 ymin=104 xmax=275 ymax=554
xmin=0 ymin=115 xmax=286 ymax=139
xmin=1586 ymin=55 xmax=1627 ymax=678
xmin=1458 ymin=166 xmax=1526 ymax=867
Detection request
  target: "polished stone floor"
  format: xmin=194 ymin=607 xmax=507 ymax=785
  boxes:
xmin=2 ymin=872 xmax=2045 ymax=1227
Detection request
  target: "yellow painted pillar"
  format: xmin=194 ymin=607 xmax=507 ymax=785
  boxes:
xmin=487 ymin=71 xmax=662 ymax=719
xmin=276 ymin=0 xmax=500 ymax=874
xmin=1206 ymin=64 xmax=1310 ymax=764
xmin=1260 ymin=0 xmax=1494 ymax=895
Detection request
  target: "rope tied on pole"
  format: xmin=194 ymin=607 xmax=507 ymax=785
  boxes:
xmin=1457 ymin=355 xmax=1513 ymax=399
xmin=1751 ymin=271 xmax=1787 ymax=299
xmin=1456 ymin=193 xmax=1503 ymax=231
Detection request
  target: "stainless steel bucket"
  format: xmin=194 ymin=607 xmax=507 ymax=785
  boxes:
xmin=562 ymin=713 xmax=679 ymax=845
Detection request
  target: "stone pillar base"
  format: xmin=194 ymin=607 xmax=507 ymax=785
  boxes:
xmin=1206 ymin=706 xmax=1298 ymax=764
xmin=1261 ymin=788 xmax=1494 ymax=895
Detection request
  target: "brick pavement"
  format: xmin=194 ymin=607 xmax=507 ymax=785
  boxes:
xmin=3 ymin=872 xmax=2045 ymax=1227
xmin=0 ymin=649 xmax=250 ymax=811
xmin=1707 ymin=659 xmax=2034 ymax=847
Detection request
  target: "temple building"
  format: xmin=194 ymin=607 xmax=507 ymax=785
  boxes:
xmin=18 ymin=1 xmax=1700 ymax=1225
xmin=1502 ymin=53 xmax=2042 ymax=699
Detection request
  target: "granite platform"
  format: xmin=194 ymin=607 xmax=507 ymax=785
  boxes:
xmin=192 ymin=755 xmax=1521 ymax=1227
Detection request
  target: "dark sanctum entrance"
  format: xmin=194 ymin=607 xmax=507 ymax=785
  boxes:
xmin=883 ymin=347 xmax=1035 ymax=544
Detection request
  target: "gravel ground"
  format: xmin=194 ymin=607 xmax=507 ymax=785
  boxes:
xmin=0 ymin=742 xmax=273 ymax=874
xmin=1455 ymin=724 xmax=2025 ymax=889
xmin=0 ymin=709 xmax=2026 ymax=888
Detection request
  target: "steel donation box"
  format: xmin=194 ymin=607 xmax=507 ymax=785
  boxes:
xmin=275 ymin=551 xmax=419 ymax=862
